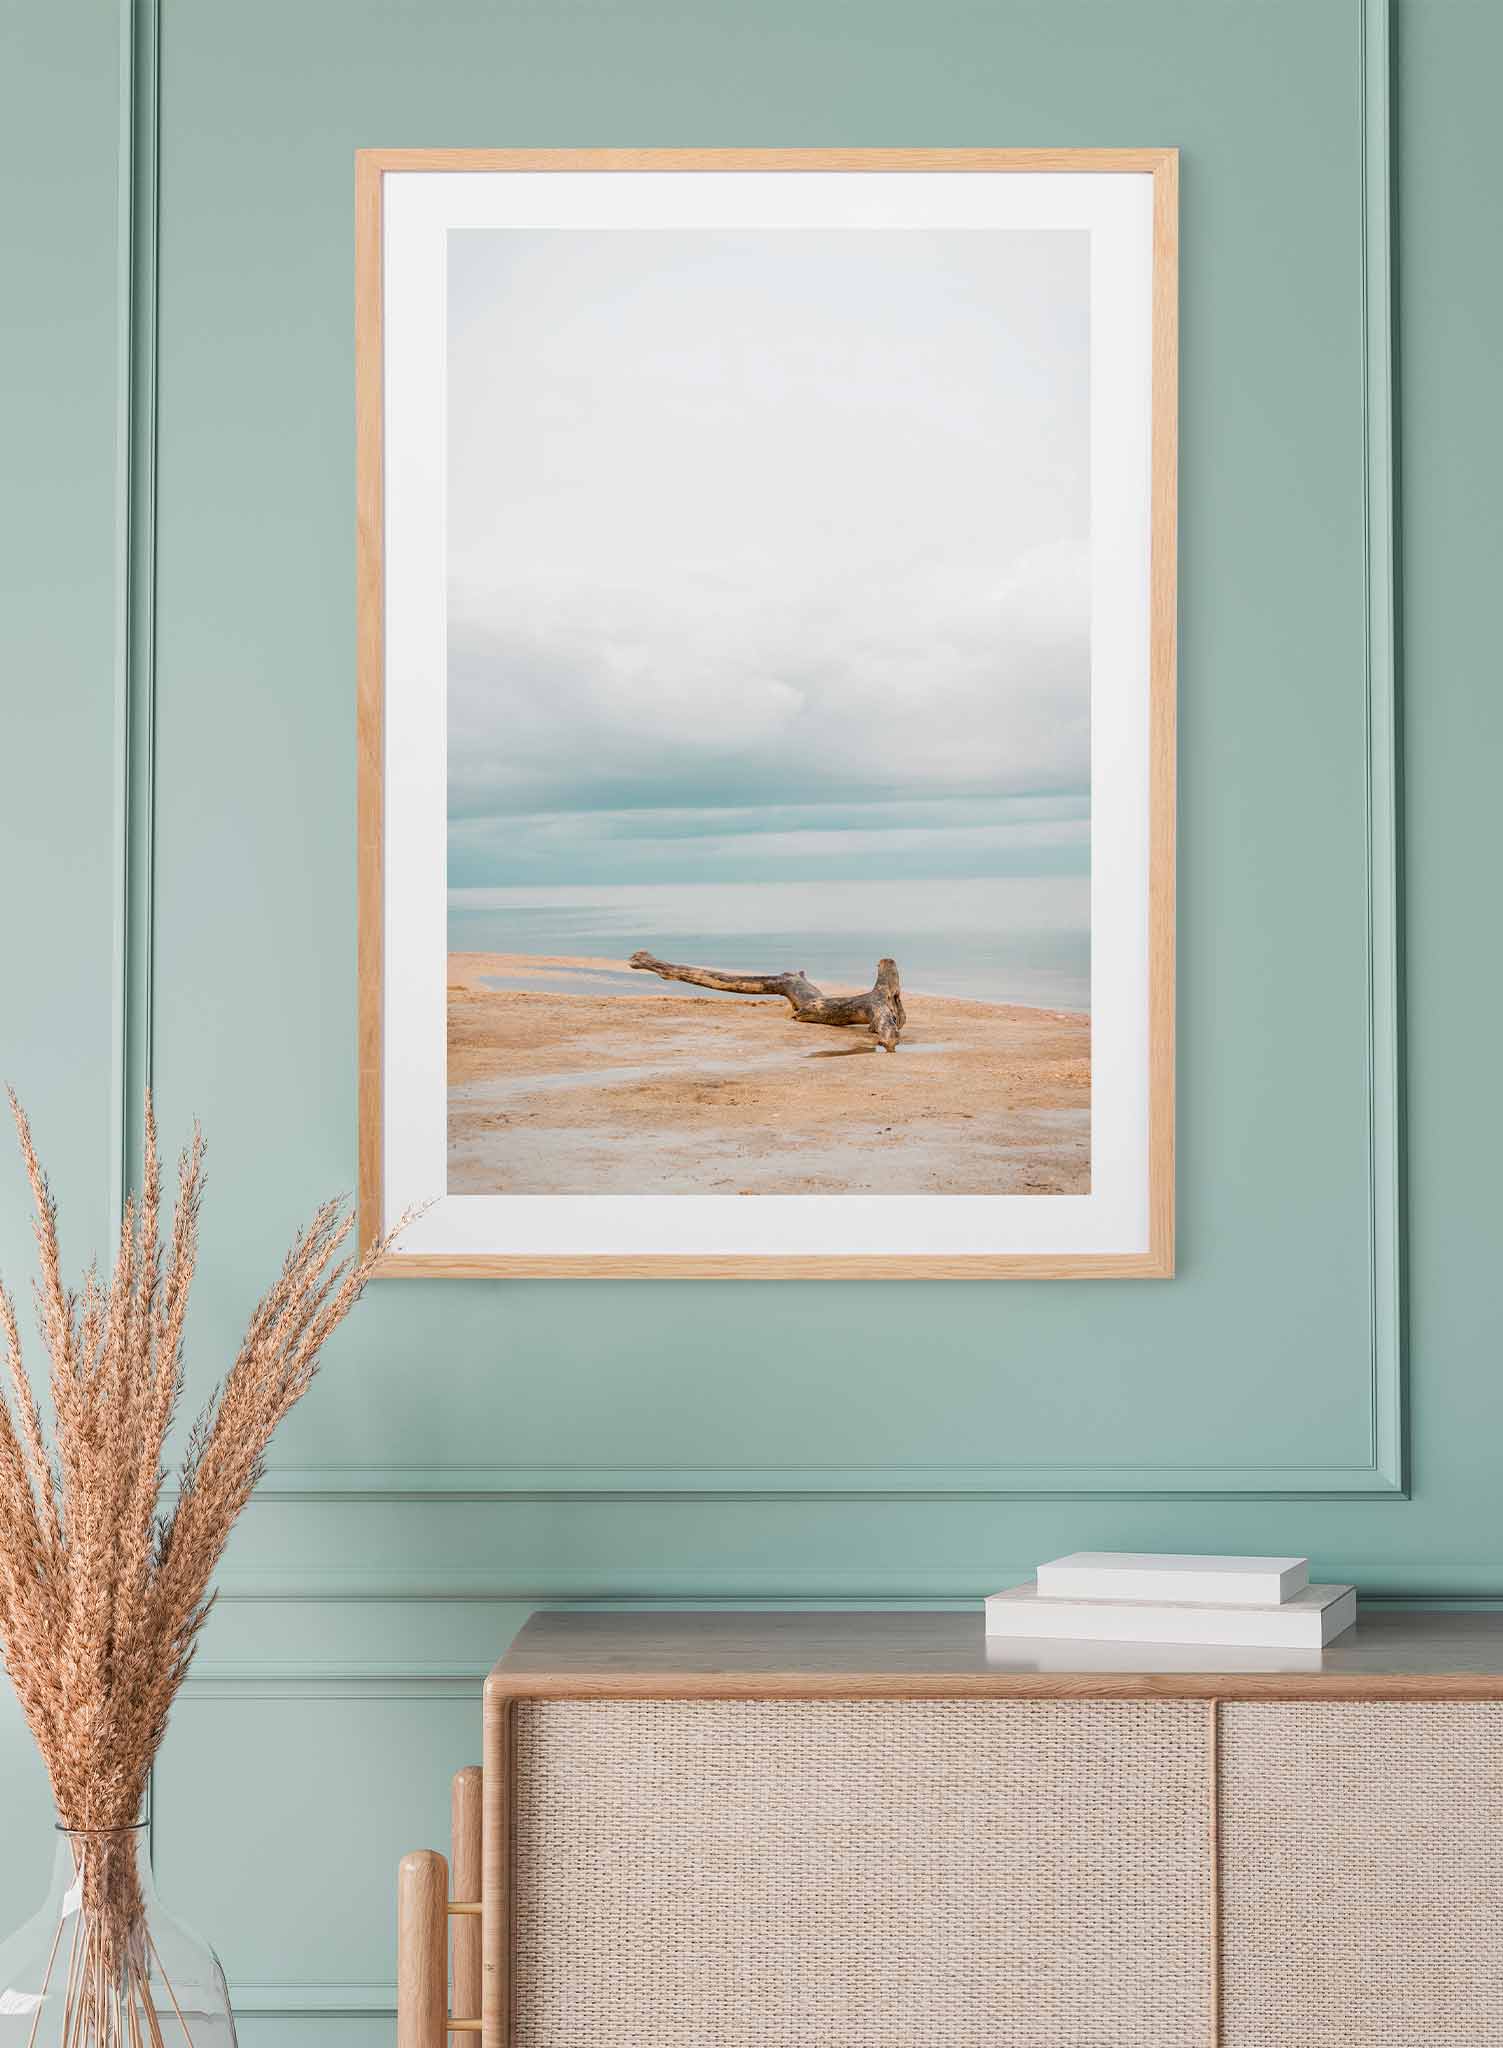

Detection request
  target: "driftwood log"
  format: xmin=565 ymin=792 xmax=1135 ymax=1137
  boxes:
xmin=629 ymin=950 xmax=907 ymax=1051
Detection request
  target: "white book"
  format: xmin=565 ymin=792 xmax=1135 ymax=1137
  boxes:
xmin=984 ymin=1582 xmax=1356 ymax=1649
xmin=1035 ymin=1550 xmax=1308 ymax=1607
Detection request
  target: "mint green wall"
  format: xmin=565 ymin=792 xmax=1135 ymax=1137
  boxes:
xmin=0 ymin=0 xmax=123 ymax=1955
xmin=1 ymin=0 xmax=1500 ymax=2034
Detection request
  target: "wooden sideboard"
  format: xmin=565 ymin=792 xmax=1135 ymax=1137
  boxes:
xmin=407 ymin=1610 xmax=1503 ymax=2047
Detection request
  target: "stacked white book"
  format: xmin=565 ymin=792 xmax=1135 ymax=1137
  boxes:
xmin=985 ymin=1552 xmax=1356 ymax=1649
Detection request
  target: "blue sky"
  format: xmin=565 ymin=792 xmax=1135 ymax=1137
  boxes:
xmin=446 ymin=227 xmax=1090 ymax=892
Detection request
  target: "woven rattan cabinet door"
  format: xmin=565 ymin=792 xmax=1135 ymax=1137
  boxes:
xmin=510 ymin=1698 xmax=1212 ymax=2047
xmin=1220 ymin=1702 xmax=1503 ymax=2045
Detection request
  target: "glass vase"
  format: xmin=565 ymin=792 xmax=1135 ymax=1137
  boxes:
xmin=0 ymin=1822 xmax=236 ymax=2046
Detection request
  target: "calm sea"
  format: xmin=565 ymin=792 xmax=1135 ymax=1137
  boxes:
xmin=448 ymin=876 xmax=1089 ymax=1013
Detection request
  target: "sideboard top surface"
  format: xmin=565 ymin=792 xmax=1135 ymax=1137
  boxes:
xmin=486 ymin=1608 xmax=1503 ymax=1701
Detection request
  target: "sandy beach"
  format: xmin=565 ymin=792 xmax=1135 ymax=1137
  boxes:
xmin=446 ymin=952 xmax=1089 ymax=1197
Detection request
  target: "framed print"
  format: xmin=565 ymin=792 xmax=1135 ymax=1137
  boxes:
xmin=356 ymin=148 xmax=1177 ymax=1278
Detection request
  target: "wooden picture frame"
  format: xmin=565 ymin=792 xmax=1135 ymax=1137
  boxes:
xmin=356 ymin=149 xmax=1177 ymax=1278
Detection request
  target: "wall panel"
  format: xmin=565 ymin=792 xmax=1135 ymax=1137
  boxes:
xmin=148 ymin=0 xmax=1389 ymax=1506
xmin=156 ymin=1685 xmax=477 ymax=2016
xmin=0 ymin=0 xmax=120 ymax=1329
xmin=0 ymin=0 xmax=125 ymax=1939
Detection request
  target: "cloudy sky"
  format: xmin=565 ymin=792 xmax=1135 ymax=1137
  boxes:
xmin=446 ymin=227 xmax=1089 ymax=890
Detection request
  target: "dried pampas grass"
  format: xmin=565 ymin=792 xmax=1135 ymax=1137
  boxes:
xmin=0 ymin=1090 xmax=397 ymax=2026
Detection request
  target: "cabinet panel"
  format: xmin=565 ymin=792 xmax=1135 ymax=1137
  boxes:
xmin=1220 ymin=1702 xmax=1503 ymax=2045
xmin=512 ymin=1698 xmax=1213 ymax=2046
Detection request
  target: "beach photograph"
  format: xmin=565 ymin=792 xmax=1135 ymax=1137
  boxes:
xmin=444 ymin=222 xmax=1091 ymax=1197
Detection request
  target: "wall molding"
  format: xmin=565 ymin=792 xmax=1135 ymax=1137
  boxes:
xmin=227 ymin=1986 xmax=397 ymax=2019
xmin=111 ymin=0 xmax=159 ymax=1227
xmin=114 ymin=0 xmax=1405 ymax=1502
xmin=180 ymin=1672 xmax=480 ymax=1697
xmin=202 ymin=1566 xmax=1503 ymax=1609
xmin=243 ymin=1454 xmax=1403 ymax=1499
xmin=1359 ymin=0 xmax=1406 ymax=1498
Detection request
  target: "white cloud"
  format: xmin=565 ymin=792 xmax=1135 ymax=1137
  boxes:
xmin=447 ymin=228 xmax=1090 ymax=823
